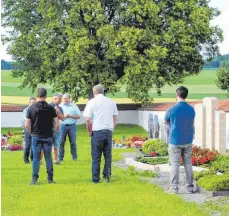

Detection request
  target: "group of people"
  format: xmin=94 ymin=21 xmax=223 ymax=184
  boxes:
xmin=23 ymin=84 xmax=118 ymax=185
xmin=23 ymin=83 xmax=195 ymax=194
xmin=23 ymin=93 xmax=81 ymax=165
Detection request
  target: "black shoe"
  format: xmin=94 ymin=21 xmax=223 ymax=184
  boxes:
xmin=30 ymin=178 xmax=38 ymax=185
xmin=103 ymin=176 xmax=110 ymax=183
xmin=54 ymin=161 xmax=61 ymax=165
xmin=24 ymin=161 xmax=30 ymax=164
xmin=72 ymin=158 xmax=77 ymax=161
xmin=92 ymin=180 xmax=100 ymax=184
xmin=48 ymin=179 xmax=56 ymax=184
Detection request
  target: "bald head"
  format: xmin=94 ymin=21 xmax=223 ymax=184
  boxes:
xmin=93 ymin=84 xmax=104 ymax=96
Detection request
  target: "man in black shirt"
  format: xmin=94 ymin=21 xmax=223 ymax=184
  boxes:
xmin=25 ymin=88 xmax=59 ymax=185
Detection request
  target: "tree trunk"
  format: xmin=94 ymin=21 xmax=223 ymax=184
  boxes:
xmin=88 ymin=88 xmax=93 ymax=100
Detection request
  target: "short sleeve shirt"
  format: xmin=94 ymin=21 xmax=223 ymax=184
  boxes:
xmin=83 ymin=94 xmax=118 ymax=131
xmin=164 ymin=102 xmax=195 ymax=145
xmin=27 ymin=101 xmax=57 ymax=138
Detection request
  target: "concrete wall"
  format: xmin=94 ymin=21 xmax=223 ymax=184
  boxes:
xmin=1 ymin=111 xmax=139 ymax=127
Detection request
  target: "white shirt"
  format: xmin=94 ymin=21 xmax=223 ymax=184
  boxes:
xmin=83 ymin=94 xmax=118 ymax=131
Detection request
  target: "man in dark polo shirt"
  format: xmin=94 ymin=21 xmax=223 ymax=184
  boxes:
xmin=25 ymin=88 xmax=59 ymax=185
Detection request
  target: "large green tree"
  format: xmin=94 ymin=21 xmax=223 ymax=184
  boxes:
xmin=216 ymin=59 xmax=229 ymax=96
xmin=2 ymin=0 xmax=223 ymax=104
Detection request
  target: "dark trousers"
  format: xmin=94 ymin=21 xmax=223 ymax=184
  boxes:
xmin=31 ymin=137 xmax=53 ymax=180
xmin=59 ymin=124 xmax=77 ymax=161
xmin=24 ymin=129 xmax=33 ymax=162
xmin=91 ymin=130 xmax=112 ymax=182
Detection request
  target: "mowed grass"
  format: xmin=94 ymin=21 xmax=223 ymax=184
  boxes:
xmin=1 ymin=125 xmax=208 ymax=216
xmin=1 ymin=69 xmax=227 ymax=103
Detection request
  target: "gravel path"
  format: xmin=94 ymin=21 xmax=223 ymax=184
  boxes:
xmin=113 ymin=152 xmax=228 ymax=216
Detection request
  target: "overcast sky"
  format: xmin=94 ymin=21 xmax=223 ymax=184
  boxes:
xmin=1 ymin=0 xmax=229 ymax=61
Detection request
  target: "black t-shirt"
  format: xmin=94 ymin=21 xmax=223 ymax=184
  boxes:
xmin=27 ymin=101 xmax=57 ymax=138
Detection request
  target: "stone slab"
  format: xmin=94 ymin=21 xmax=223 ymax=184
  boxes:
xmin=125 ymin=158 xmax=207 ymax=173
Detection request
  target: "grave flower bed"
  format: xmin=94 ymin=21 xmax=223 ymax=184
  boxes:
xmin=113 ymin=135 xmax=147 ymax=148
xmin=180 ymin=146 xmax=219 ymax=166
xmin=1 ymin=133 xmax=24 ymax=151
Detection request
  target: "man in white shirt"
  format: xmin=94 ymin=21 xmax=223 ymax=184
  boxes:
xmin=83 ymin=84 xmax=118 ymax=183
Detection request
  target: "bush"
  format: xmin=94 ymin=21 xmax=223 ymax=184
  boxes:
xmin=136 ymin=156 xmax=169 ymax=165
xmin=208 ymin=155 xmax=229 ymax=173
xmin=194 ymin=170 xmax=215 ymax=181
xmin=13 ymin=131 xmax=24 ymax=136
xmin=191 ymin=146 xmax=218 ymax=166
xmin=197 ymin=174 xmax=229 ymax=191
xmin=8 ymin=135 xmax=24 ymax=146
xmin=142 ymin=139 xmax=168 ymax=156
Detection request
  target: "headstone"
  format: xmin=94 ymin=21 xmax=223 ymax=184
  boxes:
xmin=194 ymin=104 xmax=205 ymax=148
xmin=159 ymin=119 xmax=166 ymax=141
xmin=153 ymin=115 xmax=159 ymax=139
xmin=203 ymin=97 xmax=218 ymax=150
xmin=148 ymin=114 xmax=154 ymax=139
xmin=215 ymin=110 xmax=226 ymax=154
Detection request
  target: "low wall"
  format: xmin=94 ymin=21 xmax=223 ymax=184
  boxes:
xmin=2 ymin=101 xmax=229 ymax=150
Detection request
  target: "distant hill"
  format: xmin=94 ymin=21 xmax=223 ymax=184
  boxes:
xmin=1 ymin=54 xmax=229 ymax=70
xmin=1 ymin=60 xmax=14 ymax=70
xmin=203 ymin=54 xmax=229 ymax=68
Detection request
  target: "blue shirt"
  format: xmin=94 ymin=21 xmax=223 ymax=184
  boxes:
xmin=60 ymin=103 xmax=81 ymax=125
xmin=164 ymin=102 xmax=195 ymax=145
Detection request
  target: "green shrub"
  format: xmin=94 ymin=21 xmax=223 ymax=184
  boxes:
xmin=197 ymin=174 xmax=229 ymax=191
xmin=209 ymin=154 xmax=229 ymax=173
xmin=142 ymin=139 xmax=168 ymax=156
xmin=136 ymin=156 xmax=169 ymax=165
xmin=8 ymin=135 xmax=24 ymax=146
xmin=13 ymin=131 xmax=24 ymax=136
xmin=194 ymin=170 xmax=215 ymax=180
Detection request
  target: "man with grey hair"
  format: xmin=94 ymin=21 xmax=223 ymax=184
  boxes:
xmin=83 ymin=84 xmax=118 ymax=183
xmin=50 ymin=93 xmax=65 ymax=164
xmin=59 ymin=93 xmax=81 ymax=162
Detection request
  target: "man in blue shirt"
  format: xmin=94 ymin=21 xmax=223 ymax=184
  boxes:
xmin=164 ymin=86 xmax=195 ymax=194
xmin=23 ymin=97 xmax=36 ymax=163
xmin=59 ymin=93 xmax=81 ymax=162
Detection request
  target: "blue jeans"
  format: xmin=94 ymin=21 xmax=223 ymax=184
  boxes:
xmin=24 ymin=129 xmax=33 ymax=162
xmin=91 ymin=130 xmax=112 ymax=182
xmin=59 ymin=124 xmax=77 ymax=161
xmin=169 ymin=144 xmax=194 ymax=192
xmin=31 ymin=137 xmax=53 ymax=180
xmin=53 ymin=131 xmax=60 ymax=148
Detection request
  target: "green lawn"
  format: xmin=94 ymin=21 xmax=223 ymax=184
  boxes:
xmin=1 ymin=69 xmax=227 ymax=99
xmin=1 ymin=125 xmax=208 ymax=216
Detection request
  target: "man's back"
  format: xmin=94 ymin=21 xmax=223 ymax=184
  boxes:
xmin=86 ymin=94 xmax=118 ymax=131
xmin=27 ymin=101 xmax=57 ymax=138
xmin=165 ymin=102 xmax=195 ymax=145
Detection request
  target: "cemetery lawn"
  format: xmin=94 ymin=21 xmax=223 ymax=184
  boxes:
xmin=1 ymin=125 xmax=208 ymax=216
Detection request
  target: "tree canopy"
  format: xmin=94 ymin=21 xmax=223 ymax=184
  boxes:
xmin=2 ymin=0 xmax=223 ymax=104
xmin=216 ymin=59 xmax=229 ymax=96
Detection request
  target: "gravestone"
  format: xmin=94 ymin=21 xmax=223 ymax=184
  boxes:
xmin=153 ymin=115 xmax=160 ymax=139
xmin=148 ymin=114 xmax=154 ymax=139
